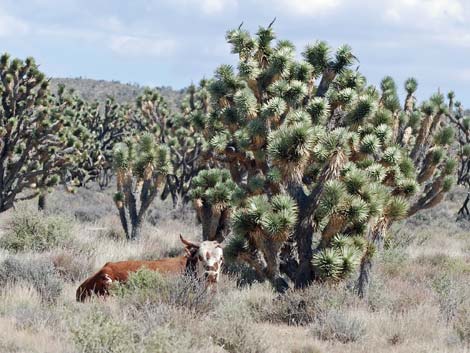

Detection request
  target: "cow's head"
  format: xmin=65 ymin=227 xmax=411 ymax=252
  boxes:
xmin=180 ymin=234 xmax=223 ymax=285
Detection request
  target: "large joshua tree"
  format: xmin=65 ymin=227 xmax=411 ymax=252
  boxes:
xmin=190 ymin=25 xmax=457 ymax=292
xmin=113 ymin=134 xmax=172 ymax=240
xmin=0 ymin=54 xmax=86 ymax=212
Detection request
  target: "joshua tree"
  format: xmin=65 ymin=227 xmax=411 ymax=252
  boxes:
xmin=190 ymin=25 xmax=456 ymax=292
xmin=134 ymin=85 xmax=209 ymax=209
xmin=0 ymin=54 xmax=85 ymax=212
xmin=446 ymin=94 xmax=470 ymax=220
xmin=159 ymin=86 xmax=209 ymax=208
xmin=189 ymin=168 xmax=239 ymax=241
xmin=135 ymin=88 xmax=170 ymax=141
xmin=63 ymin=90 xmax=133 ymax=189
xmin=113 ymin=134 xmax=172 ymax=240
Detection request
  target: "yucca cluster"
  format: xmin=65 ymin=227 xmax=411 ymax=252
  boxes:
xmin=113 ymin=133 xmax=172 ymax=240
xmin=186 ymin=24 xmax=458 ymax=291
xmin=0 ymin=54 xmax=90 ymax=212
xmin=53 ymin=85 xmax=134 ymax=190
xmin=0 ymin=25 xmax=464 ymax=292
xmin=112 ymin=88 xmax=206 ymax=239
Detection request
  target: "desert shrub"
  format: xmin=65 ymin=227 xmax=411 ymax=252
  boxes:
xmin=143 ymin=326 xmax=192 ymax=353
xmin=123 ymin=303 xmax=221 ymax=353
xmin=50 ymin=250 xmax=94 ymax=281
xmin=207 ymin=286 xmax=272 ymax=352
xmin=211 ymin=283 xmax=275 ymax=323
xmin=10 ymin=302 xmax=60 ymax=331
xmin=378 ymin=247 xmax=409 ymax=277
xmin=0 ymin=256 xmax=62 ymax=302
xmin=123 ymin=301 xmax=189 ymax=332
xmin=223 ymin=261 xmax=262 ymax=286
xmin=46 ymin=185 xmax=116 ymax=222
xmin=136 ymin=242 xmax=182 ymax=261
xmin=96 ymin=215 xmax=126 ymax=241
xmin=0 ymin=206 xmax=72 ymax=252
xmin=290 ymin=346 xmax=323 ymax=353
xmin=112 ymin=269 xmax=212 ymax=313
xmin=454 ymin=302 xmax=470 ymax=343
xmin=70 ymin=309 xmax=136 ymax=353
xmin=311 ymin=309 xmax=366 ymax=343
xmin=263 ymin=283 xmax=354 ymax=326
xmin=268 ymin=289 xmax=317 ymax=325
xmin=432 ymin=273 xmax=469 ymax=322
xmin=418 ymin=254 xmax=470 ymax=276
xmin=205 ymin=312 xmax=269 ymax=353
xmin=366 ymin=275 xmax=391 ymax=312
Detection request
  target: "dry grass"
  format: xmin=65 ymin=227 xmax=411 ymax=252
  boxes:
xmin=0 ymin=186 xmax=468 ymax=353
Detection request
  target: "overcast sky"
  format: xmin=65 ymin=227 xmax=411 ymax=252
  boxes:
xmin=0 ymin=0 xmax=468 ymax=104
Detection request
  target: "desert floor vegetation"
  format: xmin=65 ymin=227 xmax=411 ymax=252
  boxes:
xmin=0 ymin=185 xmax=468 ymax=353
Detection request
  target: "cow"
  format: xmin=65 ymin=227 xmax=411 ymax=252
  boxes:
xmin=76 ymin=235 xmax=224 ymax=302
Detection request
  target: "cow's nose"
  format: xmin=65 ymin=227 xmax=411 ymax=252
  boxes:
xmin=205 ymin=262 xmax=219 ymax=272
xmin=204 ymin=272 xmax=217 ymax=283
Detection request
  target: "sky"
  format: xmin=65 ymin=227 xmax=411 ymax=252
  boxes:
xmin=0 ymin=0 xmax=469 ymax=105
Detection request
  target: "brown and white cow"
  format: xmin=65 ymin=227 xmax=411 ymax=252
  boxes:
xmin=179 ymin=236 xmax=224 ymax=285
xmin=76 ymin=235 xmax=223 ymax=302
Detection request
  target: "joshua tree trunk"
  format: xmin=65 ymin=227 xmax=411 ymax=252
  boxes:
xmin=356 ymin=256 xmax=372 ymax=298
xmin=130 ymin=218 xmax=142 ymax=240
xmin=355 ymin=220 xmax=387 ymax=297
xmin=117 ymin=205 xmax=129 ymax=238
xmin=457 ymin=192 xmax=470 ymax=221
xmin=293 ymin=219 xmax=315 ymax=288
xmin=38 ymin=193 xmax=47 ymax=211
xmin=200 ymin=204 xmax=230 ymax=242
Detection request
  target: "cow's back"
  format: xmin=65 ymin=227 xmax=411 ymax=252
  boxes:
xmin=76 ymin=256 xmax=188 ymax=302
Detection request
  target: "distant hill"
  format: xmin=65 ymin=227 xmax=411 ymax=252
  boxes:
xmin=50 ymin=77 xmax=186 ymax=110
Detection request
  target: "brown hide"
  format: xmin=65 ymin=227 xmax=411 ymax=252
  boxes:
xmin=76 ymin=256 xmax=192 ymax=302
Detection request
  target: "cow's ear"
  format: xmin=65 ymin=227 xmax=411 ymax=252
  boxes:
xmin=184 ymin=248 xmax=191 ymax=257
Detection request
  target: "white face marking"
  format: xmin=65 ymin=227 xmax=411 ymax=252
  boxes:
xmin=197 ymin=241 xmax=223 ymax=283
xmin=103 ymin=274 xmax=113 ymax=285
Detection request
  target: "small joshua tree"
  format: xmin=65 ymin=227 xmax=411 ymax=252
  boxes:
xmin=190 ymin=24 xmax=457 ymax=292
xmin=161 ymin=88 xmax=208 ymax=208
xmin=189 ymin=169 xmax=239 ymax=242
xmin=134 ymin=88 xmax=206 ymax=208
xmin=135 ymin=88 xmax=170 ymax=141
xmin=0 ymin=54 xmax=85 ymax=212
xmin=113 ymin=134 xmax=172 ymax=240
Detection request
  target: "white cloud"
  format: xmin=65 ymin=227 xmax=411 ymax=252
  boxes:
xmin=200 ymin=0 xmax=237 ymax=14
xmin=272 ymin=0 xmax=341 ymax=16
xmin=433 ymin=29 xmax=470 ymax=48
xmin=383 ymin=0 xmax=465 ymax=24
xmin=109 ymin=35 xmax=177 ymax=58
xmin=0 ymin=12 xmax=29 ymax=36
xmin=157 ymin=0 xmax=237 ymax=15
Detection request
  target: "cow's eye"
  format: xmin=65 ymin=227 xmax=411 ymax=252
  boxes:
xmin=198 ymin=255 xmax=204 ymax=261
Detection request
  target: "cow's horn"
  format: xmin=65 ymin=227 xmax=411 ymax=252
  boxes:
xmin=180 ymin=234 xmax=200 ymax=248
